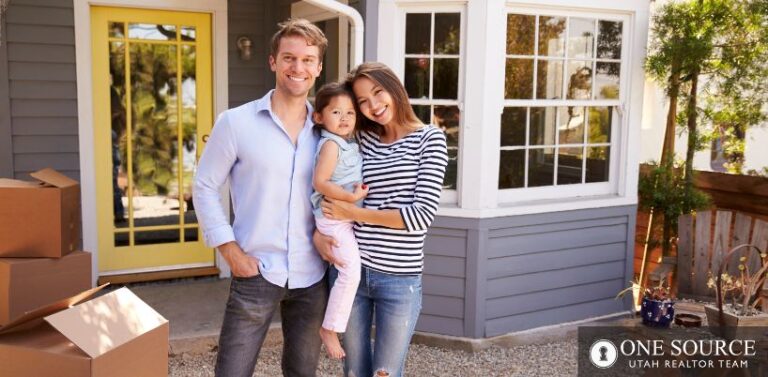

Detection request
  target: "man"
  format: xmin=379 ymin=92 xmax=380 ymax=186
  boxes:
xmin=193 ymin=19 xmax=335 ymax=377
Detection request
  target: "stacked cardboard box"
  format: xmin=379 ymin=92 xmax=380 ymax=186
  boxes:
xmin=0 ymin=168 xmax=170 ymax=376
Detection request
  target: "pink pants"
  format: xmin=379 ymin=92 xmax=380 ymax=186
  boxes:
xmin=316 ymin=217 xmax=361 ymax=333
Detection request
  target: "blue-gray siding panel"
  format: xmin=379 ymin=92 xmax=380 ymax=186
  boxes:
xmin=485 ymin=297 xmax=624 ymax=336
xmin=416 ymin=315 xmax=463 ymax=337
xmin=488 ymin=223 xmax=628 ymax=258
xmin=487 ymin=242 xmax=626 ymax=279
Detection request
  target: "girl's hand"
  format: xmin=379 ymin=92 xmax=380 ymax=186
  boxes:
xmin=351 ymin=183 xmax=369 ymax=202
xmin=321 ymin=197 xmax=357 ymax=221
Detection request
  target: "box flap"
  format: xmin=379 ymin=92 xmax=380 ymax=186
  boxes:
xmin=44 ymin=287 xmax=168 ymax=359
xmin=30 ymin=168 xmax=79 ymax=188
xmin=0 ymin=284 xmax=108 ymax=335
xmin=0 ymin=178 xmax=42 ymax=188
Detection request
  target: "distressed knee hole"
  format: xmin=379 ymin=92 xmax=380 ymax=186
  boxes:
xmin=375 ymin=369 xmax=390 ymax=377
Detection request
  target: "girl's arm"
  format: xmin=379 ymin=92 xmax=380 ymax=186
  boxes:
xmin=313 ymin=141 xmax=366 ymax=203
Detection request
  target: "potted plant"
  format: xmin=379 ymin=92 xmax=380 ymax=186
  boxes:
xmin=705 ymin=244 xmax=768 ymax=340
xmin=617 ymin=278 xmax=675 ymax=328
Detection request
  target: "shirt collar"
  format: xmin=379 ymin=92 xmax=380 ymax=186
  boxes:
xmin=254 ymin=89 xmax=314 ymax=116
xmin=320 ymin=129 xmax=356 ymax=151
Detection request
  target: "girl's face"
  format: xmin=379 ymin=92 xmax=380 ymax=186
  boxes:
xmin=313 ymin=95 xmax=357 ymax=138
xmin=352 ymin=77 xmax=395 ymax=127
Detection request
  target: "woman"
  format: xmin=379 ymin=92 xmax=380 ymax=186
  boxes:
xmin=315 ymin=62 xmax=448 ymax=377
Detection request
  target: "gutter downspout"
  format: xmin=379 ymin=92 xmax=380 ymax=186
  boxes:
xmin=302 ymin=0 xmax=364 ymax=69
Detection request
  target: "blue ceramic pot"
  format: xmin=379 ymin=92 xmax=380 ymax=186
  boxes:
xmin=641 ymin=298 xmax=675 ymax=327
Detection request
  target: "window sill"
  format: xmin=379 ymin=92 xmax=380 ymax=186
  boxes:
xmin=437 ymin=194 xmax=637 ymax=218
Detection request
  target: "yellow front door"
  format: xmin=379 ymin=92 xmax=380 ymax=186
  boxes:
xmin=91 ymin=6 xmax=214 ymax=274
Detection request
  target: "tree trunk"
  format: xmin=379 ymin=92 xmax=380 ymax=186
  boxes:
xmin=685 ymin=69 xmax=700 ymax=190
xmin=660 ymin=59 xmax=681 ymax=166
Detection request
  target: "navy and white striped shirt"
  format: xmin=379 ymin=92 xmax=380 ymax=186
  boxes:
xmin=354 ymin=125 xmax=448 ymax=275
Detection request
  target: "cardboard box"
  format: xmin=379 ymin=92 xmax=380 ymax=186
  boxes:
xmin=0 ymin=250 xmax=92 ymax=326
xmin=0 ymin=285 xmax=169 ymax=377
xmin=0 ymin=168 xmax=81 ymax=258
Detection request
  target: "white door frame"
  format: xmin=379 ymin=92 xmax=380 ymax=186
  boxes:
xmin=73 ymin=0 xmax=229 ymax=285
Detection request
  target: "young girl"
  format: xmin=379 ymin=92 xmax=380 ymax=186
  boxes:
xmin=309 ymin=82 xmax=368 ymax=359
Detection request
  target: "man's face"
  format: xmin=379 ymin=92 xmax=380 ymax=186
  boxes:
xmin=269 ymin=35 xmax=322 ymax=98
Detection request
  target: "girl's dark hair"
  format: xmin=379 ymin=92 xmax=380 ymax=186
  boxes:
xmin=345 ymin=62 xmax=422 ymax=136
xmin=313 ymin=82 xmax=358 ymax=135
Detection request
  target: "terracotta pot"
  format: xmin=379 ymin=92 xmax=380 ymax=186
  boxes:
xmin=704 ymin=305 xmax=768 ymax=340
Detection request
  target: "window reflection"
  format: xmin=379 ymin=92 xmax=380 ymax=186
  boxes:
xmin=568 ymin=18 xmax=595 ymax=59
xmin=595 ymin=62 xmax=620 ymax=99
xmin=501 ymin=107 xmax=526 ymax=146
xmin=499 ymin=150 xmax=525 ymax=189
xmin=528 ymin=148 xmax=554 ymax=187
xmin=559 ymin=106 xmax=585 ymax=145
xmin=597 ymin=20 xmax=622 ymax=59
xmin=505 ymin=58 xmax=534 ymax=99
xmin=128 ymin=23 xmax=177 ymax=40
xmin=435 ymin=13 xmax=461 ymax=54
xmin=506 ymin=14 xmax=536 ymax=55
xmin=557 ymin=147 xmax=583 ymax=185
xmin=538 ymin=16 xmax=566 ymax=57
xmin=405 ymin=14 xmax=431 ymax=54
xmin=536 ymin=60 xmax=563 ymax=99
xmin=567 ymin=61 xmax=592 ymax=100
xmin=405 ymin=58 xmax=430 ymax=99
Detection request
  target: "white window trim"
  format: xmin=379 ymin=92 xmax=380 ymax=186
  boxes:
xmin=379 ymin=0 xmax=648 ymax=218
xmin=378 ymin=2 xmax=466 ymax=205
xmin=74 ymin=0 xmax=229 ymax=284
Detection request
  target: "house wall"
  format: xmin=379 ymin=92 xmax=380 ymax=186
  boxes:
xmin=0 ymin=0 xmax=293 ymax=181
xmin=418 ymin=205 xmax=636 ymax=338
xmin=2 ymin=0 xmax=79 ymax=181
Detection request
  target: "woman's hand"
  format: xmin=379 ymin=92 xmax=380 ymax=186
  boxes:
xmin=321 ymin=197 xmax=358 ymax=221
xmin=313 ymin=229 xmax=345 ymax=268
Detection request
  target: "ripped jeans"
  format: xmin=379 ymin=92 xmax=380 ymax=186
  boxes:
xmin=330 ymin=266 xmax=422 ymax=377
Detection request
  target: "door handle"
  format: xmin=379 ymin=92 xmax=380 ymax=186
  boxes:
xmin=202 ymin=134 xmax=209 ymax=143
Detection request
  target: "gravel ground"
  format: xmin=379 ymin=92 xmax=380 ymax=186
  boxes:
xmin=169 ymin=341 xmax=578 ymax=376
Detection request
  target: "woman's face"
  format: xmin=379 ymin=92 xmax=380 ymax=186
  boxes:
xmin=352 ymin=77 xmax=395 ymax=127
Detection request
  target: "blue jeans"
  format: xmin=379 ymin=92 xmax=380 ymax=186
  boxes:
xmin=215 ymin=274 xmax=328 ymax=377
xmin=331 ymin=266 xmax=422 ymax=377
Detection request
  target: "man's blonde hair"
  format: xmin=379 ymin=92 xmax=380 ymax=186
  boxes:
xmin=270 ymin=18 xmax=328 ymax=62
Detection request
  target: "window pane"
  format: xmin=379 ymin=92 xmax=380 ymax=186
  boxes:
xmin=109 ymin=22 xmax=125 ymax=38
xmin=434 ymin=106 xmax=460 ymax=147
xmin=435 ymin=13 xmax=461 ymax=54
xmin=444 ymin=148 xmax=458 ymax=190
xmin=597 ymin=20 xmax=622 ymax=59
xmin=405 ymin=58 xmax=430 ymax=99
xmin=538 ymin=16 xmax=566 ymax=57
xmin=406 ymin=13 xmax=431 ymax=54
xmin=568 ymin=18 xmax=595 ymax=59
xmin=588 ymin=106 xmax=611 ymax=143
xmin=530 ymin=107 xmax=556 ymax=146
xmin=595 ymin=62 xmax=620 ymax=99
xmin=181 ymin=26 xmax=196 ymax=42
xmin=135 ymin=229 xmax=181 ymax=245
xmin=110 ymin=41 xmax=128 ymax=228
xmin=559 ymin=106 xmax=585 ymax=145
xmin=528 ymin=148 xmax=554 ymax=187
xmin=536 ymin=59 xmax=563 ymax=99
xmin=500 ymin=107 xmax=526 ymax=146
xmin=433 ymin=58 xmax=459 ymax=99
xmin=499 ymin=150 xmax=525 ymax=189
xmin=566 ymin=60 xmax=592 ymax=99
xmin=586 ymin=146 xmax=610 ymax=183
xmin=412 ymin=105 xmax=431 ymax=124
xmin=505 ymin=58 xmax=534 ymax=99
xmin=128 ymin=23 xmax=177 ymax=40
xmin=506 ymin=14 xmax=535 ymax=55
xmin=184 ymin=227 xmax=199 ymax=242
xmin=558 ymin=147 xmax=583 ymax=185
xmin=181 ymin=45 xmax=197 ymax=225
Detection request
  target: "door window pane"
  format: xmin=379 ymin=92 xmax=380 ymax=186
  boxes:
xmin=128 ymin=23 xmax=177 ymax=40
xmin=181 ymin=26 xmax=196 ymax=41
xmin=109 ymin=22 xmax=125 ymax=38
xmin=110 ymin=41 xmax=128 ymax=228
xmin=181 ymin=45 xmax=198 ymax=225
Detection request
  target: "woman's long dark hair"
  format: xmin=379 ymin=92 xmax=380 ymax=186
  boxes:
xmin=345 ymin=62 xmax=422 ymax=136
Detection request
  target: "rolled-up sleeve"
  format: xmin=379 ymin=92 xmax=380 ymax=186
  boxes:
xmin=399 ymin=130 xmax=448 ymax=232
xmin=193 ymin=112 xmax=237 ymax=248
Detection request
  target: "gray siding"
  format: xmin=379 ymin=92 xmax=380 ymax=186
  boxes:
xmin=418 ymin=205 xmax=636 ymax=338
xmin=416 ymin=226 xmax=468 ymax=337
xmin=4 ymin=0 xmax=78 ymax=180
xmin=227 ymin=0 xmax=292 ymax=108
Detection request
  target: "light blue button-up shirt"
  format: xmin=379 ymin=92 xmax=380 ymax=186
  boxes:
xmin=193 ymin=90 xmax=325 ymax=289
